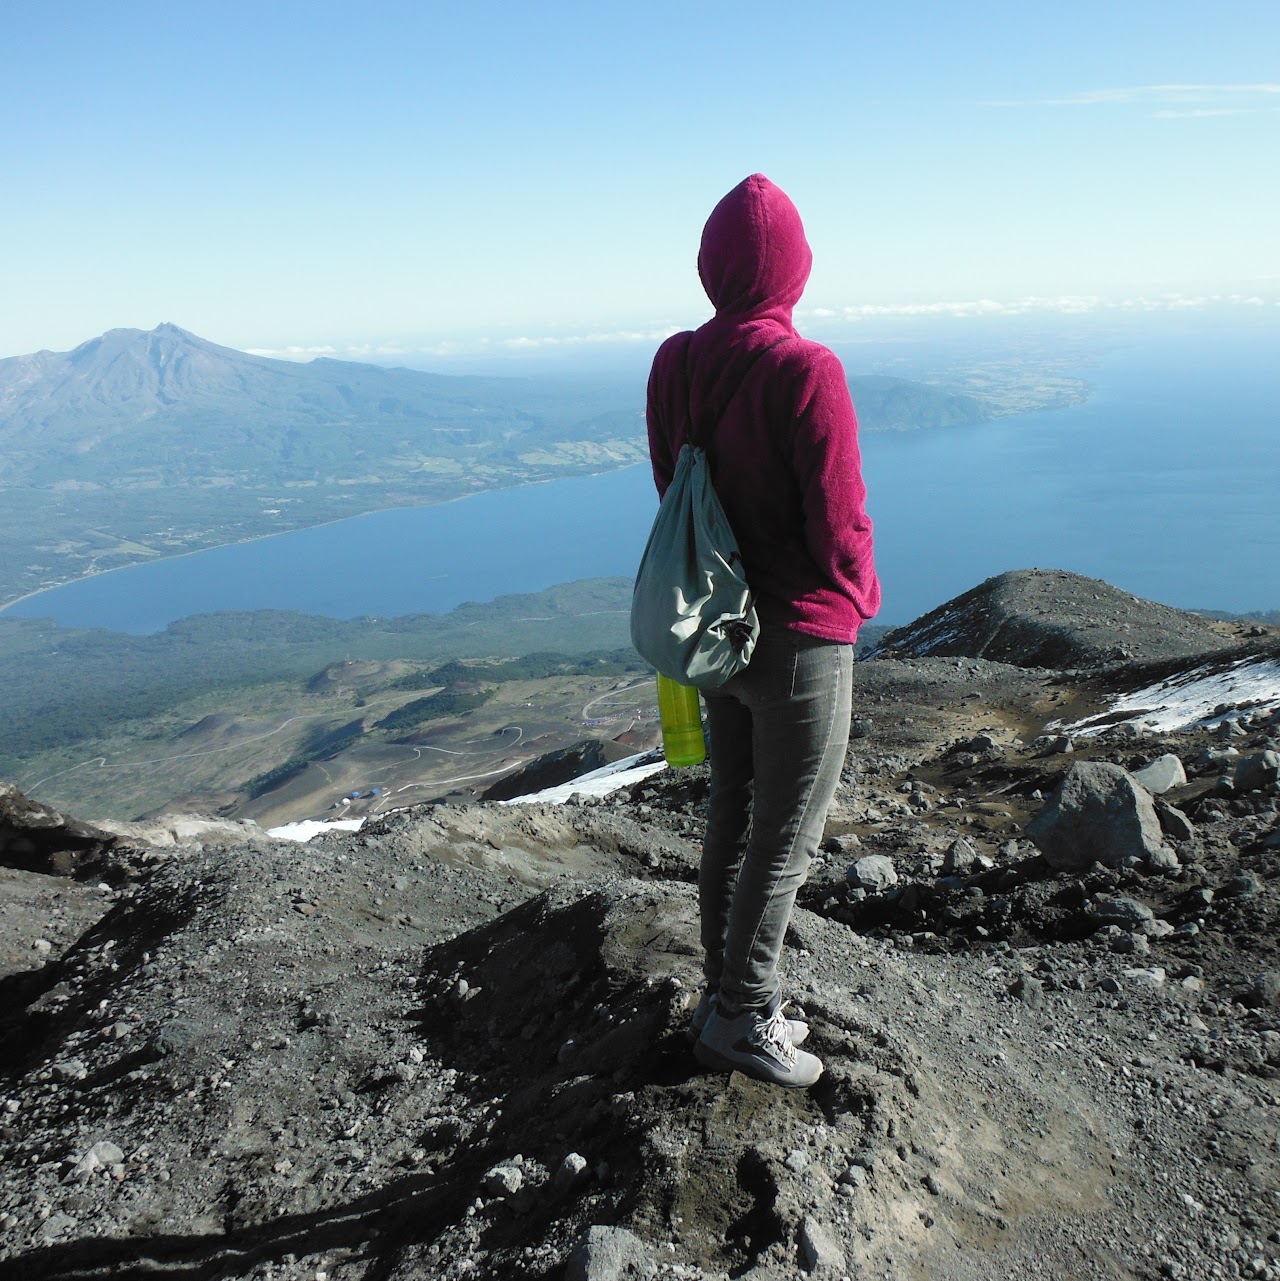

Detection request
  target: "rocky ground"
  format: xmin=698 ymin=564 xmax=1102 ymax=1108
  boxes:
xmin=1 ymin=571 xmax=1279 ymax=1281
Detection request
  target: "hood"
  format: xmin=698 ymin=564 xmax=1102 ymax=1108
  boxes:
xmin=697 ymin=174 xmax=813 ymax=323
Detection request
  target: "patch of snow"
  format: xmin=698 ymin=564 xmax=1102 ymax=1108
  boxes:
xmin=497 ymin=749 xmax=669 ymax=806
xmin=913 ymin=623 xmax=964 ymax=651
xmin=868 ymin=614 xmax=965 ymax=658
xmin=264 ymin=751 xmax=669 ymax=837
xmin=1067 ymin=655 xmax=1280 ymax=735
xmin=268 ymin=817 xmax=366 ymax=843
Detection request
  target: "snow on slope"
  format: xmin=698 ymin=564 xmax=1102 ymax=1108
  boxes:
xmin=496 ymin=749 xmax=668 ymax=805
xmin=268 ymin=817 xmax=366 ymax=843
xmin=1066 ymin=654 xmax=1280 ymax=736
xmin=268 ymin=751 xmax=671 ymax=841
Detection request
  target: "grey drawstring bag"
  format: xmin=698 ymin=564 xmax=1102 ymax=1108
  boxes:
xmin=630 ymin=341 xmax=780 ymax=689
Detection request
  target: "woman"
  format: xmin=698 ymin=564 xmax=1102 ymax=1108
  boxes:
xmin=645 ymin=174 xmax=880 ymax=1087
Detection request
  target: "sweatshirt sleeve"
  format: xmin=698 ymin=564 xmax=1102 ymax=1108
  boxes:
xmin=787 ymin=350 xmax=882 ymax=623
xmin=646 ymin=333 xmax=694 ymax=499
xmin=645 ymin=333 xmax=686 ymax=497
xmin=645 ymin=358 xmax=674 ymax=498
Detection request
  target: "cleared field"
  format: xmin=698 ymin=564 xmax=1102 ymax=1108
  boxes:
xmin=14 ymin=664 xmax=659 ymax=827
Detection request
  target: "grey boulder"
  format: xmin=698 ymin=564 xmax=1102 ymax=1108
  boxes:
xmin=798 ymin=1215 xmax=847 ymax=1274
xmin=941 ymin=837 xmax=977 ymax=876
xmin=1026 ymin=762 xmax=1173 ymax=872
xmin=1242 ymin=971 xmax=1280 ymax=1009
xmin=1131 ymin=753 xmax=1187 ymax=795
xmin=1089 ymin=896 xmax=1156 ymax=931
xmin=1234 ymin=750 xmax=1279 ymax=794
xmin=565 ymin=1226 xmax=655 ymax=1281
xmin=1155 ymin=800 xmax=1195 ymax=844
xmin=483 ymin=1164 xmax=523 ymax=1197
xmin=848 ymin=854 xmax=898 ymax=893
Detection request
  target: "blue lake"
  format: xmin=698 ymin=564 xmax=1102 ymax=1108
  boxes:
xmin=7 ymin=325 xmax=1279 ymax=634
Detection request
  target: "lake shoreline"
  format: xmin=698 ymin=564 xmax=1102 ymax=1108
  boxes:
xmin=0 ymin=462 xmax=654 ymax=622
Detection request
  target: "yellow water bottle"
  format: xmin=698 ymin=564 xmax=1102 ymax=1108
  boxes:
xmin=656 ymin=674 xmax=706 ymax=767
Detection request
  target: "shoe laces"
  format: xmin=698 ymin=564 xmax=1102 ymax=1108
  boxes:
xmin=754 ymin=1008 xmax=797 ymax=1064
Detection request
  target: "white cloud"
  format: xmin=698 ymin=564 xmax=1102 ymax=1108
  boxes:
xmin=1152 ymin=107 xmax=1253 ymax=119
xmin=805 ymin=296 xmax=1100 ymax=321
xmin=801 ymin=292 xmax=1278 ymax=323
xmin=501 ymin=327 xmax=680 ymax=350
xmin=241 ymin=328 xmax=681 ymax=365
xmin=243 ymin=294 xmax=1277 ymax=367
xmin=989 ymin=82 xmax=1280 ymax=116
xmin=246 ymin=344 xmax=338 ymax=359
xmin=246 ymin=342 xmax=410 ymax=363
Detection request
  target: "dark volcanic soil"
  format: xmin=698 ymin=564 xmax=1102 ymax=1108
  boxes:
xmin=2 ymin=572 xmax=1279 ymax=1281
xmin=874 ymin=569 xmax=1243 ymax=669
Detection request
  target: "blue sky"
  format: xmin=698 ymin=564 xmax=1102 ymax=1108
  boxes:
xmin=3 ymin=1 xmax=1277 ymax=362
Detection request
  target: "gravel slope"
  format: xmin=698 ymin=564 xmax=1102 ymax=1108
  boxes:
xmin=2 ymin=584 xmax=1278 ymax=1281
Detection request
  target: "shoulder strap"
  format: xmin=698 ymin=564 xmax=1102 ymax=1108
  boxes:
xmin=685 ymin=336 xmax=788 ymax=451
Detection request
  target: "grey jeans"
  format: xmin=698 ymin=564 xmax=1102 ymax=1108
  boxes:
xmin=700 ymin=626 xmax=854 ymax=1013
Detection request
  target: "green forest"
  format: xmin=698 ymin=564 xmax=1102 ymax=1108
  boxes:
xmin=0 ymin=578 xmax=637 ymax=773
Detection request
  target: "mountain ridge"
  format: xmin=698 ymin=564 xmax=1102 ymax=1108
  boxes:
xmin=0 ymin=322 xmax=1007 ymax=447
xmin=0 ymin=325 xmax=649 ymax=606
xmin=0 ymin=323 xmax=637 ymax=474
xmin=872 ymin=569 xmax=1242 ymax=669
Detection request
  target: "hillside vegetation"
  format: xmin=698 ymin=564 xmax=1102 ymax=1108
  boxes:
xmin=0 ymin=578 xmax=636 ymax=770
xmin=0 ymin=326 xmax=645 ymax=605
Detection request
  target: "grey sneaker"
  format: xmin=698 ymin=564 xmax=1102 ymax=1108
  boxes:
xmin=688 ymin=990 xmax=809 ymax=1046
xmin=693 ymin=1000 xmax=823 ymax=1087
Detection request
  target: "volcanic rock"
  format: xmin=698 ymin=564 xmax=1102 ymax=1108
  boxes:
xmin=1155 ymin=800 xmax=1196 ymax=844
xmin=1241 ymin=971 xmax=1280 ymax=1009
xmin=0 ymin=782 xmax=120 ymax=879
xmin=1132 ymin=753 xmax=1187 ymax=795
xmin=5 ymin=569 xmax=1280 ymax=1281
xmin=942 ymin=837 xmax=978 ymax=876
xmin=1025 ymin=762 xmax=1172 ymax=871
xmin=484 ymin=741 xmax=612 ymax=802
xmin=872 ymin=569 xmax=1232 ymax=668
xmin=1233 ymin=750 xmax=1280 ymax=793
xmin=849 ymin=854 xmax=899 ymax=892
xmin=798 ymin=1214 xmax=847 ymax=1273
xmin=1089 ymin=897 xmax=1156 ymax=931
xmin=566 ymin=1225 xmax=655 ymax=1281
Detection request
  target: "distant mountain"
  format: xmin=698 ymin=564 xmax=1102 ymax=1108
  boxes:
xmin=0 ymin=326 xmax=1006 ymax=489
xmin=0 ymin=323 xmax=643 ymax=489
xmin=0 ymin=325 xmax=650 ymax=604
xmin=847 ymin=374 xmax=990 ymax=432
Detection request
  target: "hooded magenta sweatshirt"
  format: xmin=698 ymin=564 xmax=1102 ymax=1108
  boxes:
xmin=646 ymin=174 xmax=881 ymax=643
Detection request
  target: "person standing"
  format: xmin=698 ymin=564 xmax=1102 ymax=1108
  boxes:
xmin=645 ymin=174 xmax=880 ymax=1087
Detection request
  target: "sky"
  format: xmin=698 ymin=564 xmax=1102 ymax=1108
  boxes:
xmin=3 ymin=0 xmax=1278 ymax=364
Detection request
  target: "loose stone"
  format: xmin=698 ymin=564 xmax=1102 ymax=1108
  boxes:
xmin=849 ymin=855 xmax=898 ymax=892
xmin=555 ymin=1152 xmax=589 ymax=1193
xmin=798 ymin=1215 xmax=846 ymax=1273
